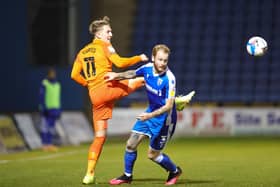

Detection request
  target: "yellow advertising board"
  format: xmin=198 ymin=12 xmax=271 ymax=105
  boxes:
xmin=0 ymin=115 xmax=26 ymax=152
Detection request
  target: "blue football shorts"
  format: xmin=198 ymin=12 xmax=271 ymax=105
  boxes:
xmin=132 ymin=118 xmax=176 ymax=150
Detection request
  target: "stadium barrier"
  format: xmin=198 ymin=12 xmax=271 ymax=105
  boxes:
xmin=0 ymin=115 xmax=27 ymax=153
xmin=0 ymin=112 xmax=93 ymax=153
xmin=14 ymin=113 xmax=42 ymax=149
xmin=1 ymin=108 xmax=279 ymax=153
xmin=109 ymin=107 xmax=280 ymax=136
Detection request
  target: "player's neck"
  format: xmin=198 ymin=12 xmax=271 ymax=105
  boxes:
xmin=153 ymin=66 xmax=167 ymax=76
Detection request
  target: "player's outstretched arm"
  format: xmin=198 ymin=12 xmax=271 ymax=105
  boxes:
xmin=137 ymin=98 xmax=175 ymax=121
xmin=104 ymin=70 xmax=137 ymax=81
xmin=110 ymin=53 xmax=148 ymax=68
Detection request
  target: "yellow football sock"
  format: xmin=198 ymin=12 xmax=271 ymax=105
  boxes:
xmin=86 ymin=136 xmax=106 ymax=176
xmin=86 ymin=159 xmax=97 ymax=176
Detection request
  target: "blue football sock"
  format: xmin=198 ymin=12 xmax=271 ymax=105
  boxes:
xmin=47 ymin=131 xmax=53 ymax=144
xmin=153 ymin=153 xmax=177 ymax=172
xmin=41 ymin=132 xmax=49 ymax=145
xmin=124 ymin=150 xmax=137 ymax=176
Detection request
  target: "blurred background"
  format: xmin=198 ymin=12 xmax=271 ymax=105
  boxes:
xmin=0 ymin=0 xmax=279 ymax=113
xmin=127 ymin=0 xmax=280 ymax=106
xmin=0 ymin=0 xmax=279 ymax=152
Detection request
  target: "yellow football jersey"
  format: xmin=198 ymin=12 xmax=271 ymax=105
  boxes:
xmin=71 ymin=39 xmax=142 ymax=90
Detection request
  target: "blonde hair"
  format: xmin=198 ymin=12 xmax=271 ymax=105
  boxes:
xmin=89 ymin=16 xmax=110 ymax=35
xmin=152 ymin=44 xmax=170 ymax=57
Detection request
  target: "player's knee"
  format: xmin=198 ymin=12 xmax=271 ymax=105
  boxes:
xmin=126 ymin=141 xmax=137 ymax=151
xmin=147 ymin=151 xmax=160 ymax=160
xmin=95 ymin=136 xmax=106 ymax=144
xmin=148 ymin=153 xmax=157 ymax=160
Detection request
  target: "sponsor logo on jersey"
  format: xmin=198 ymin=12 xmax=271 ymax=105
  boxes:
xmin=146 ymin=84 xmax=158 ymax=95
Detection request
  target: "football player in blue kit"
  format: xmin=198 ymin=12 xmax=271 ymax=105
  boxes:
xmin=105 ymin=44 xmax=182 ymax=185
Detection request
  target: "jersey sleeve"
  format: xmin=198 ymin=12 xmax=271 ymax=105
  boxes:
xmin=39 ymin=81 xmax=46 ymax=111
xmin=70 ymin=54 xmax=88 ymax=86
xmin=166 ymin=72 xmax=176 ymax=99
xmin=135 ymin=65 xmax=145 ymax=76
xmin=135 ymin=63 xmax=152 ymax=76
xmin=105 ymin=44 xmax=142 ymax=68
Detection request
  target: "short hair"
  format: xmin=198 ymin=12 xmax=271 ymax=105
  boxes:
xmin=89 ymin=16 xmax=110 ymax=35
xmin=152 ymin=44 xmax=170 ymax=57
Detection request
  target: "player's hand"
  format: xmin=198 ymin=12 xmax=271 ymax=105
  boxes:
xmin=136 ymin=112 xmax=152 ymax=121
xmin=140 ymin=54 xmax=148 ymax=62
xmin=104 ymin=72 xmax=119 ymax=82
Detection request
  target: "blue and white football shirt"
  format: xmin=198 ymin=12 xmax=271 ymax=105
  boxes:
xmin=133 ymin=63 xmax=177 ymax=142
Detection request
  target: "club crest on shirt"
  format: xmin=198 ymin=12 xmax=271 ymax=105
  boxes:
xmin=157 ymin=78 xmax=163 ymax=86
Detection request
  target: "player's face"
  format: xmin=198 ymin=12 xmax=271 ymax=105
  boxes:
xmin=48 ymin=69 xmax=56 ymax=80
xmin=96 ymin=25 xmax=113 ymax=43
xmin=153 ymin=50 xmax=169 ymax=74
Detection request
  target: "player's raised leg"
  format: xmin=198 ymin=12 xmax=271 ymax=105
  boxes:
xmin=127 ymin=77 xmax=145 ymax=92
xmin=175 ymin=90 xmax=195 ymax=111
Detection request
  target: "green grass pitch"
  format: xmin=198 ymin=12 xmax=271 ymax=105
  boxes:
xmin=0 ymin=137 xmax=280 ymax=187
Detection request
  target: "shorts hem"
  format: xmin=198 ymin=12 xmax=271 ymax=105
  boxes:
xmin=131 ymin=130 xmax=151 ymax=138
xmin=149 ymin=145 xmax=163 ymax=151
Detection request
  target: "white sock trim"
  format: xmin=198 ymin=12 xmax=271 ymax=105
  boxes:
xmin=125 ymin=148 xmax=136 ymax=153
xmin=154 ymin=153 xmax=164 ymax=163
xmin=124 ymin=172 xmax=132 ymax=177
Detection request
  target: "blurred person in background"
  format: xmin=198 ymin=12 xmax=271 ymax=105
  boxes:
xmin=39 ymin=68 xmax=61 ymax=152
